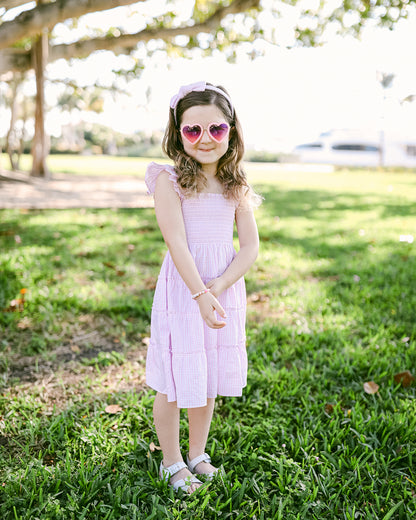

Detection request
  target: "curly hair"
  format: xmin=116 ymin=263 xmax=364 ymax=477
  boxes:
xmin=162 ymin=83 xmax=250 ymax=202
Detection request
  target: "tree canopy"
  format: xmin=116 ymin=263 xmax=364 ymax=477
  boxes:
xmin=1 ymin=0 xmax=415 ymax=74
xmin=0 ymin=0 xmax=262 ymax=74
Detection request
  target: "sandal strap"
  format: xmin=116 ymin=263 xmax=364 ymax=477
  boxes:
xmin=172 ymin=475 xmax=202 ymax=492
xmin=186 ymin=452 xmax=211 ymax=473
xmin=159 ymin=460 xmax=187 ymax=481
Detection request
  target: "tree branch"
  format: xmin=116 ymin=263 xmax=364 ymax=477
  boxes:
xmin=50 ymin=0 xmax=261 ymax=59
xmin=0 ymin=0 xmax=261 ymax=72
xmin=0 ymin=48 xmax=30 ymax=74
xmin=0 ymin=0 xmax=143 ymax=50
xmin=1 ymin=0 xmax=31 ymax=11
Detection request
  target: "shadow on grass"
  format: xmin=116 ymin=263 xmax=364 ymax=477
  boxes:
xmin=0 ymin=208 xmax=163 ymax=312
xmin=254 ymin=184 xmax=416 ymax=334
xmin=256 ymin=183 xmax=416 ymax=220
xmin=0 ymin=385 xmax=162 ymax=519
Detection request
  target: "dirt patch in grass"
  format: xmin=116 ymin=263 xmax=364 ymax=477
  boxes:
xmin=3 ymin=336 xmax=149 ymax=413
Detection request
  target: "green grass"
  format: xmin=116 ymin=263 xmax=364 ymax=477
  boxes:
xmin=1 ymin=153 xmax=151 ymax=176
xmin=1 ymin=162 xmax=416 ymax=519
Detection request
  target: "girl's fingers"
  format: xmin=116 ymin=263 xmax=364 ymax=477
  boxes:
xmin=208 ymin=319 xmax=226 ymax=329
xmin=208 ymin=306 xmax=227 ymax=328
xmin=197 ymin=292 xmax=226 ymax=328
xmin=213 ymin=301 xmax=227 ymax=319
xmin=202 ymin=309 xmax=226 ymax=329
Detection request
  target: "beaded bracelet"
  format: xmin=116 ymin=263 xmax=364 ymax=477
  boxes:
xmin=192 ymin=288 xmax=210 ymax=300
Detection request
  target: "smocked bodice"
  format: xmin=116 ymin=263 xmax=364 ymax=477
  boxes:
xmin=182 ymin=194 xmax=236 ymax=245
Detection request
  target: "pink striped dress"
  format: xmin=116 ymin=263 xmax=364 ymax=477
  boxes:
xmin=145 ymin=162 xmax=247 ymax=408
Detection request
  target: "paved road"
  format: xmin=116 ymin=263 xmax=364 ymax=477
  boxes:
xmin=0 ymin=171 xmax=153 ymax=209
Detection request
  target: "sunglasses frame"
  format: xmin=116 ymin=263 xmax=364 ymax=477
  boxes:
xmin=180 ymin=122 xmax=230 ymax=144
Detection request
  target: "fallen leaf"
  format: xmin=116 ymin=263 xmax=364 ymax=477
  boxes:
xmin=249 ymin=293 xmax=269 ymax=303
xmin=149 ymin=441 xmax=161 ymax=452
xmin=17 ymin=317 xmax=32 ymax=329
xmin=324 ymin=403 xmax=335 ymax=415
xmin=43 ymin=454 xmax=56 ymax=466
xmin=142 ymin=337 xmax=150 ymax=346
xmin=103 ymin=261 xmax=116 ymax=269
xmin=70 ymin=344 xmax=80 ymax=353
xmin=3 ymin=298 xmax=24 ymax=312
xmin=127 ymin=244 xmax=135 ymax=252
xmin=14 ymin=235 xmax=22 ymax=244
xmin=105 ymin=404 xmax=123 ymax=414
xmin=115 ymin=270 xmax=126 ymax=277
xmin=394 ymin=370 xmax=414 ymax=388
xmin=144 ymin=277 xmax=157 ymax=290
xmin=401 ymin=337 xmax=410 ymax=343
xmin=364 ymin=381 xmax=379 ymax=394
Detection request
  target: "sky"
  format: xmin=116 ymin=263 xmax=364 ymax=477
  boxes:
xmin=1 ymin=1 xmax=416 ymax=152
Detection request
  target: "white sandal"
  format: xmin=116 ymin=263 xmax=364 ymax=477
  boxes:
xmin=186 ymin=453 xmax=223 ymax=480
xmin=159 ymin=461 xmax=202 ymax=493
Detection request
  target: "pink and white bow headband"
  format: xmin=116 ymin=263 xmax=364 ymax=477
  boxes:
xmin=169 ymin=81 xmax=234 ymax=123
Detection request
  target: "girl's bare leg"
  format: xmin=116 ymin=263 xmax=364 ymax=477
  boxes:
xmin=153 ymin=392 xmax=201 ymax=492
xmin=187 ymin=398 xmax=217 ymax=474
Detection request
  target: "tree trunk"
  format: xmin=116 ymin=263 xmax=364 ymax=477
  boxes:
xmin=17 ymin=98 xmax=29 ymax=170
xmin=378 ymin=130 xmax=385 ymax=168
xmin=6 ymin=78 xmax=19 ymax=170
xmin=31 ymin=30 xmax=49 ymax=178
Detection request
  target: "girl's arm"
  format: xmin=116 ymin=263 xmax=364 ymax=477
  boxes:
xmin=154 ymin=172 xmax=227 ymax=329
xmin=206 ymin=206 xmax=259 ymax=297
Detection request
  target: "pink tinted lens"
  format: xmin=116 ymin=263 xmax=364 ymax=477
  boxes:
xmin=182 ymin=125 xmax=202 ymax=143
xmin=208 ymin=123 xmax=229 ymax=142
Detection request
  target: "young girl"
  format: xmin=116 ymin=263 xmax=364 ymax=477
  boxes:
xmin=145 ymin=81 xmax=259 ymax=494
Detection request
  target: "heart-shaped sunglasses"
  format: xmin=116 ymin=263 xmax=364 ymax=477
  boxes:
xmin=180 ymin=122 xmax=230 ymax=144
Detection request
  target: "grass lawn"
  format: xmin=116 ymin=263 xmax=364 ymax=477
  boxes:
xmin=1 ymin=161 xmax=416 ymax=519
xmin=0 ymin=153 xmax=152 ymax=177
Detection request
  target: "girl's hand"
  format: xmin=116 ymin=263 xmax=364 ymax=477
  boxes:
xmin=197 ymin=292 xmax=227 ymax=329
xmin=206 ymin=277 xmax=227 ymax=299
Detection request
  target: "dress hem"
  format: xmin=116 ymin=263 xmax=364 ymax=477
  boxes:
xmin=145 ymin=380 xmax=246 ymax=409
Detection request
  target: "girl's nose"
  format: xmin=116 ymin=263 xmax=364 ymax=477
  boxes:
xmin=200 ymin=129 xmax=212 ymax=143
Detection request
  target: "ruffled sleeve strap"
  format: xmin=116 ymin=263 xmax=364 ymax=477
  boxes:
xmin=145 ymin=162 xmax=183 ymax=199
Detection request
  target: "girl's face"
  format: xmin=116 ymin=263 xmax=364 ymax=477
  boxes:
xmin=180 ymin=104 xmax=230 ymax=174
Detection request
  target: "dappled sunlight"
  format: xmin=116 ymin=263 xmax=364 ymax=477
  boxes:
xmin=1 ymin=165 xmax=416 ymax=519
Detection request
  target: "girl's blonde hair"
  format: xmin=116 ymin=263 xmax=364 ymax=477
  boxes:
xmin=162 ymin=83 xmax=250 ymax=202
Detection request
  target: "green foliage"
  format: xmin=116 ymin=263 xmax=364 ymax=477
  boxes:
xmin=0 ymin=164 xmax=416 ymax=518
xmin=58 ymin=86 xmax=104 ymax=114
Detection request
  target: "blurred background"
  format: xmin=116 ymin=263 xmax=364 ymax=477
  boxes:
xmin=0 ymin=0 xmax=415 ymax=174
